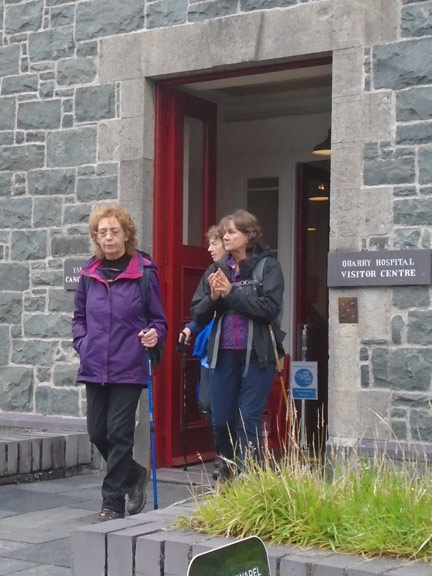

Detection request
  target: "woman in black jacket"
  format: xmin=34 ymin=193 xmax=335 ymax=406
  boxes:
xmin=191 ymin=210 xmax=284 ymax=479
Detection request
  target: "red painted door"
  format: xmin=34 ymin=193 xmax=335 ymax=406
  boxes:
xmin=154 ymin=85 xmax=217 ymax=467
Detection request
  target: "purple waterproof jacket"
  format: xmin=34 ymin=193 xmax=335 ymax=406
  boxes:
xmin=72 ymin=251 xmax=167 ymax=385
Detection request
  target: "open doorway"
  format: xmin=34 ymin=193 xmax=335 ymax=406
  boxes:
xmin=153 ymin=59 xmax=332 ymax=467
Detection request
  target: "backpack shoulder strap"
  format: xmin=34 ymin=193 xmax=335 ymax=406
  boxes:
xmin=231 ymin=257 xmax=268 ymax=288
xmin=83 ymin=275 xmax=91 ymax=295
xmin=252 ymin=257 xmax=267 ymax=285
xmin=139 ymin=267 xmax=151 ymax=311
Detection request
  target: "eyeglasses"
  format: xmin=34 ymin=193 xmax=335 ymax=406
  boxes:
xmin=97 ymin=228 xmax=122 ymax=238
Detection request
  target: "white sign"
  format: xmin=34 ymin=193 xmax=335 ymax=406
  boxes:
xmin=290 ymin=361 xmax=318 ymax=400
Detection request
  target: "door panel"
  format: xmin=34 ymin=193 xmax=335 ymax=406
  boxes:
xmin=154 ymin=86 xmax=217 ymax=467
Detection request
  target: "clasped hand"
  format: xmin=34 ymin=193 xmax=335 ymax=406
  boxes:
xmin=208 ymin=268 xmax=231 ymax=300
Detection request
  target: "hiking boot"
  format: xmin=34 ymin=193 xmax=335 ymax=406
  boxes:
xmin=98 ymin=508 xmax=125 ymax=521
xmin=127 ymin=467 xmax=150 ymax=515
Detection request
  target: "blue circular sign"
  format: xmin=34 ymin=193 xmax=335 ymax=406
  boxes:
xmin=294 ymin=368 xmax=313 ymax=388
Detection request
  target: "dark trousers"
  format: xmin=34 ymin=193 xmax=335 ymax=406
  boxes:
xmin=86 ymin=383 xmax=144 ymax=513
xmin=210 ymin=350 xmax=275 ymax=466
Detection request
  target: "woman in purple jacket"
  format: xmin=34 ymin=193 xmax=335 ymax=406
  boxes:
xmin=72 ymin=204 xmax=167 ymax=521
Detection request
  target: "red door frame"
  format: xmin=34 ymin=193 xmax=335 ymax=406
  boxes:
xmin=153 ymin=57 xmax=332 ymax=467
xmin=153 ymin=85 xmax=217 ymax=466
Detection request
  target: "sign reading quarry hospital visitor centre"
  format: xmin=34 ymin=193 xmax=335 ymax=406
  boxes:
xmin=327 ymin=249 xmax=432 ymax=287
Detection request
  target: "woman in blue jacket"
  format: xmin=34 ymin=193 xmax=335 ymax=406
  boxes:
xmin=72 ymin=204 xmax=167 ymax=521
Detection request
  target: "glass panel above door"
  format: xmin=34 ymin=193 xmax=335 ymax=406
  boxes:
xmin=183 ymin=115 xmax=204 ymax=246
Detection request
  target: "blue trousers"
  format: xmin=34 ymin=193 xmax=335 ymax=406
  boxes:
xmin=210 ymin=350 xmax=275 ymax=465
xmin=86 ymin=383 xmax=144 ymax=513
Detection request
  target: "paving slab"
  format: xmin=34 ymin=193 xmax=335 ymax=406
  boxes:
xmin=0 ymin=538 xmax=71 ymax=569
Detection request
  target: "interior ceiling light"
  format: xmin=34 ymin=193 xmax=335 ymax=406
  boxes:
xmin=312 ymin=129 xmax=331 ymax=156
xmin=309 ymin=182 xmax=329 ymax=202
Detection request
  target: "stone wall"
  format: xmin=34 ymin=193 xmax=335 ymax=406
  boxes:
xmin=0 ymin=0 xmax=320 ymax=421
xmin=355 ymin=1 xmax=432 ymax=448
xmin=2 ymin=0 xmax=432 ymax=457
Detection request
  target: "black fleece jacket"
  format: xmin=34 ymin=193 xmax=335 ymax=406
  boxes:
xmin=191 ymin=245 xmax=285 ymax=369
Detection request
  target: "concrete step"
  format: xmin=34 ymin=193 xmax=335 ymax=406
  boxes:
xmin=0 ymin=427 xmax=92 ymax=484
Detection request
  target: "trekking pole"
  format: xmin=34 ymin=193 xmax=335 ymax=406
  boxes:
xmin=146 ymin=349 xmax=158 ymax=510
xmin=177 ymin=333 xmax=188 ymax=471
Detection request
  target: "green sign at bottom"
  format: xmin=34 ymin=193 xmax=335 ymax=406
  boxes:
xmin=187 ymin=536 xmax=270 ymax=576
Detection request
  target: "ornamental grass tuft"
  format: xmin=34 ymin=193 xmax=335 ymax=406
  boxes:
xmin=177 ymin=447 xmax=432 ymax=563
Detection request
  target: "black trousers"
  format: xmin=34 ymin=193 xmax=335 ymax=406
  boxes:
xmin=86 ymin=383 xmax=144 ymax=513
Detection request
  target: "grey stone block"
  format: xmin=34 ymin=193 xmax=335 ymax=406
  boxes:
xmin=374 ymin=38 xmax=432 ymax=90
xmin=78 ymin=434 xmax=92 ymax=465
xmin=28 ymin=169 xmax=75 ymax=196
xmin=107 ymin=521 xmax=168 ymax=576
xmin=53 ymin=364 xmax=80 ymax=387
xmin=71 ymin=524 xmax=107 ymax=576
xmin=57 ymin=57 xmax=97 ymax=86
xmin=310 ymin=553 xmax=365 ymax=575
xmin=5 ymin=0 xmax=43 ymax=34
xmin=263 ymin=543 xmax=294 ymax=575
xmin=0 ymin=368 xmax=33 ymax=412
xmin=280 ymin=554 xmax=310 ymax=576
xmin=11 ymin=230 xmax=47 ymax=260
xmin=386 ymin=561 xmax=432 ymax=575
xmin=41 ymin=436 xmax=53 ymax=470
xmin=241 ymin=0 xmax=295 ymax=11
xmin=31 ymin=438 xmax=42 ymax=472
xmin=75 ymin=84 xmax=115 ymax=122
xmin=17 ymin=100 xmax=62 ymax=130
xmin=0 ymin=98 xmax=16 ymax=130
xmin=165 ymin=532 xmax=205 ymax=576
xmin=51 ymin=234 xmax=90 ymax=258
xmin=64 ymin=435 xmax=78 ymax=468
xmin=6 ymin=441 xmax=18 ymax=476
xmin=188 ymin=0 xmax=238 ymax=23
xmin=63 ymin=204 xmax=92 ymax=225
xmin=136 ymin=532 xmax=167 ymax=576
xmin=36 ymin=386 xmax=80 ymax=417
xmin=0 ymin=145 xmax=44 ymax=172
xmin=346 ymin=556 xmax=404 ymax=575
xmin=51 ymin=4 xmax=75 ymax=27
xmin=0 ymin=292 xmax=22 ymax=323
xmin=146 ymin=0 xmax=187 ymax=29
xmin=364 ymin=158 xmax=415 ymax=186
xmin=75 ymin=0 xmax=144 ymax=41
xmin=47 ymin=127 xmax=97 ymax=168
xmin=401 ymin=3 xmax=432 ymax=38
xmin=0 ymin=263 xmax=29 ymax=291
xmin=18 ymin=438 xmax=32 ymax=474
xmin=2 ymin=73 xmax=38 ymax=95
xmin=34 ymin=198 xmax=63 ymax=228
xmin=0 ymin=45 xmax=20 ymax=77
xmin=24 ymin=314 xmax=71 ymax=339
xmin=0 ymin=443 xmax=6 ymax=476
xmin=28 ymin=27 xmax=74 ymax=62
xmin=76 ymin=175 xmax=118 ymax=202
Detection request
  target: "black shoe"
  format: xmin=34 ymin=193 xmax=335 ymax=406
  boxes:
xmin=127 ymin=467 xmax=150 ymax=515
xmin=98 ymin=508 xmax=125 ymax=521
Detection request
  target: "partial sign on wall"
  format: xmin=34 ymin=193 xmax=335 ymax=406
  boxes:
xmin=64 ymin=259 xmax=87 ymax=290
xmin=327 ymin=250 xmax=432 ymax=287
xmin=187 ymin=536 xmax=270 ymax=576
